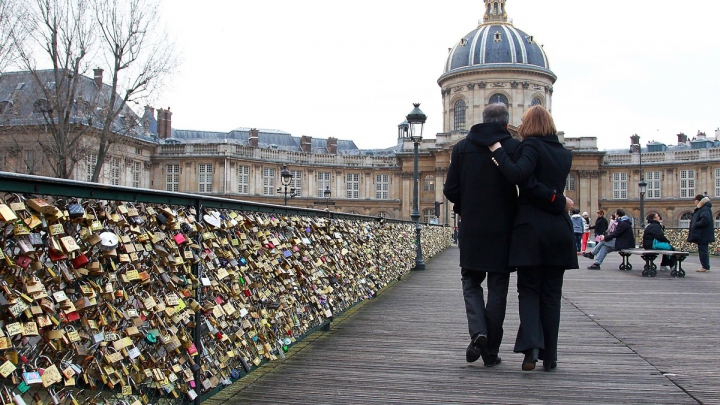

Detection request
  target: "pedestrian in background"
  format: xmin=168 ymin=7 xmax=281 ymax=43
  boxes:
xmin=688 ymin=195 xmax=715 ymax=272
xmin=571 ymin=209 xmax=584 ymax=253
xmin=581 ymin=212 xmax=591 ymax=252
xmin=589 ymin=210 xmax=609 ymax=245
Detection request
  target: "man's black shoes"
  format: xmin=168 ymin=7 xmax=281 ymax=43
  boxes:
xmin=465 ymin=332 xmax=487 ymax=363
xmin=483 ymin=355 xmax=502 ymax=367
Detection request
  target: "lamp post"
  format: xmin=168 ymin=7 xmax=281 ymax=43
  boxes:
xmin=277 ymin=164 xmax=297 ymax=206
xmin=323 ymin=187 xmax=331 ymax=214
xmin=404 ymin=103 xmax=426 ymax=270
xmin=631 ymin=135 xmax=646 ymax=227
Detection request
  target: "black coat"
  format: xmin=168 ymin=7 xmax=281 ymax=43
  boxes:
xmin=590 ymin=216 xmax=608 ymax=237
xmin=443 ymin=123 xmax=520 ymax=272
xmin=642 ymin=219 xmax=670 ymax=249
xmin=489 ymin=135 xmax=578 ymax=269
xmin=604 ymin=219 xmax=635 ymax=250
xmin=688 ymin=200 xmax=715 ymax=243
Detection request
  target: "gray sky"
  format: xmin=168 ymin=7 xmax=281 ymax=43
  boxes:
xmin=159 ymin=0 xmax=720 ymax=151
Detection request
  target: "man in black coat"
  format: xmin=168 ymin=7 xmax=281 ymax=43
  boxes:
xmin=444 ymin=104 xmax=568 ymax=366
xmin=688 ymin=195 xmax=715 ymax=272
xmin=444 ymin=103 xmax=515 ymax=366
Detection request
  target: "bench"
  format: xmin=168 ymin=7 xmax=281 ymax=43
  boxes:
xmin=619 ymin=248 xmax=690 ymax=278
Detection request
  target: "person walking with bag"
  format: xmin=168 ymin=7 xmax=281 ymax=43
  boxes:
xmin=688 ymin=195 xmax=715 ymax=272
xmin=485 ymin=105 xmax=578 ymax=372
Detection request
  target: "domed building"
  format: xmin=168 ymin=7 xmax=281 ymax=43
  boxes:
xmin=438 ymin=0 xmax=556 ymax=133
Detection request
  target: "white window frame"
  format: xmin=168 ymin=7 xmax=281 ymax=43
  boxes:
xmin=132 ymin=161 xmax=141 ymax=188
xmin=376 ymin=174 xmax=389 ymax=199
xmin=86 ymin=153 xmax=97 ymax=182
xmin=423 ymin=175 xmax=435 ymax=192
xmin=110 ymin=157 xmax=121 ymax=186
xmin=680 ymin=169 xmax=695 ymax=198
xmin=317 ymin=172 xmax=331 ymax=198
xmin=646 ymin=171 xmax=661 ymax=199
xmin=263 ymin=168 xmax=275 ymax=196
xmin=679 ymin=212 xmax=693 ymax=228
xmin=290 ymin=170 xmax=302 ymax=196
xmin=166 ymin=164 xmax=179 ymax=192
xmin=613 ymin=172 xmax=627 ymax=199
xmin=198 ymin=164 xmax=213 ymax=193
xmin=423 ymin=208 xmax=434 ymax=223
xmin=715 ymin=168 xmax=720 ymax=197
xmin=238 ymin=165 xmax=249 ymax=195
xmin=346 ymin=173 xmax=359 ymax=199
xmin=565 ymin=174 xmax=575 ymax=191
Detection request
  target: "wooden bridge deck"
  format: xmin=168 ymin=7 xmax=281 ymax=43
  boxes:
xmin=207 ymin=246 xmax=720 ymax=404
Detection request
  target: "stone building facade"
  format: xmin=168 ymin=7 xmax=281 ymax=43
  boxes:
xmin=0 ymin=0 xmax=718 ymax=228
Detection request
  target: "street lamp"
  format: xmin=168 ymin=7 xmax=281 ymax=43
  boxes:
xmin=404 ymin=103 xmax=426 ymax=270
xmin=323 ymin=187 xmax=331 ymax=211
xmin=277 ymin=164 xmax=298 ymax=206
xmin=630 ymin=135 xmax=646 ymax=227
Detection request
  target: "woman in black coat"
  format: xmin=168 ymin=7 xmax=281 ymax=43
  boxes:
xmin=642 ymin=213 xmax=675 ymax=269
xmin=688 ymin=195 xmax=715 ymax=272
xmin=488 ymin=106 xmax=578 ymax=372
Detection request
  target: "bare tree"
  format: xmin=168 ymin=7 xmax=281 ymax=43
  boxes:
xmin=0 ymin=0 xmax=24 ymax=71
xmin=12 ymin=0 xmax=96 ymax=179
xmin=89 ymin=0 xmax=178 ymax=182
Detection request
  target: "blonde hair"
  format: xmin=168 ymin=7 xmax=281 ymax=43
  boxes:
xmin=517 ymin=106 xmax=557 ymax=139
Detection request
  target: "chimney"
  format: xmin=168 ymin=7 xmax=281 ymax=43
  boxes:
xmin=677 ymin=132 xmax=688 ymax=144
xmin=156 ymin=107 xmax=172 ymax=139
xmin=248 ymin=128 xmax=259 ymax=148
xmin=93 ymin=68 xmax=104 ymax=89
xmin=630 ymin=134 xmax=640 ymax=146
xmin=327 ymin=137 xmax=338 ymax=154
xmin=300 ymin=135 xmax=312 ymax=153
xmin=144 ymin=105 xmax=155 ymax=116
xmin=697 ymin=130 xmax=706 ymax=139
xmin=715 ymin=128 xmax=720 ymax=141
xmin=164 ymin=107 xmax=172 ymax=138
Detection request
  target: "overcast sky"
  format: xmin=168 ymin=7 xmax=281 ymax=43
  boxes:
xmin=158 ymin=0 xmax=720 ymax=151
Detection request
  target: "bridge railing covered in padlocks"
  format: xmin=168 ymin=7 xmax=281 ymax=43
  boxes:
xmin=0 ymin=172 xmax=451 ymax=405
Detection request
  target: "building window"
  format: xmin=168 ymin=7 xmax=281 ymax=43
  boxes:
xmin=453 ymin=100 xmax=466 ymax=131
xmin=376 ymin=174 xmax=389 ymax=199
xmin=132 ymin=161 xmax=141 ymax=188
xmin=24 ymin=150 xmax=39 ymax=174
xmin=166 ymin=164 xmax=179 ymax=192
xmin=531 ymin=97 xmax=542 ymax=106
xmin=715 ymin=168 xmax=720 ymax=197
xmin=291 ymin=170 xmax=302 ymax=196
xmin=317 ymin=172 xmax=331 ymax=197
xmin=198 ymin=164 xmax=213 ymax=193
xmin=612 ymin=172 xmax=627 ymax=199
xmin=646 ymin=171 xmax=660 ymax=199
xmin=423 ymin=175 xmax=435 ymax=192
xmin=262 ymin=168 xmax=275 ymax=196
xmin=110 ymin=157 xmax=121 ymax=186
xmin=565 ymin=174 xmax=575 ymax=191
xmin=423 ymin=208 xmax=435 ymax=223
xmin=238 ymin=165 xmax=249 ymax=194
xmin=680 ymin=169 xmax=695 ymax=198
xmin=86 ymin=153 xmax=97 ymax=182
xmin=679 ymin=212 xmax=693 ymax=228
xmin=346 ymin=173 xmax=359 ymax=199
xmin=488 ymin=93 xmax=508 ymax=106
xmin=715 ymin=213 xmax=720 ymax=229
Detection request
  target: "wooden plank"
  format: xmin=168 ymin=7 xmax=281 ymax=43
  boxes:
xmin=207 ymin=247 xmax=719 ymax=405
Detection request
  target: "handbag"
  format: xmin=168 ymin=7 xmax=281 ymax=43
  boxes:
xmin=652 ymin=239 xmax=671 ymax=251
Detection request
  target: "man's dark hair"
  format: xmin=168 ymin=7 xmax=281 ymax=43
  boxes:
xmin=482 ymin=103 xmax=509 ymax=126
xmin=695 ymin=194 xmax=705 ymax=201
xmin=616 ymin=209 xmax=625 ymax=217
xmin=572 ymin=209 xmax=580 ymax=215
